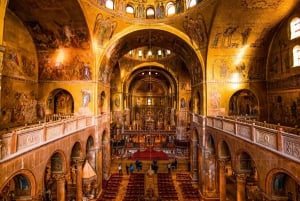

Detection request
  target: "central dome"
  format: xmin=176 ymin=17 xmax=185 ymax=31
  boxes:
xmin=94 ymin=0 xmax=200 ymax=19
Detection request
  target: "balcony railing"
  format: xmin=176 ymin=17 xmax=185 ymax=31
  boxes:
xmin=0 ymin=115 xmax=94 ymax=162
xmin=203 ymin=115 xmax=300 ymax=163
xmin=2 ymin=113 xmax=299 ymax=164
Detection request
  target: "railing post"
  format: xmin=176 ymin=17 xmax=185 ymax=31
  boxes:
xmin=277 ymin=127 xmax=283 ymax=152
xmin=251 ymin=123 xmax=256 ymax=143
xmin=62 ymin=121 xmax=66 ymax=135
xmin=11 ymin=131 xmax=17 ymax=154
xmin=43 ymin=124 xmax=47 ymax=142
xmin=234 ymin=119 xmax=238 ymax=135
xmin=221 ymin=116 xmax=224 ymax=130
xmin=76 ymin=117 xmax=79 ymax=129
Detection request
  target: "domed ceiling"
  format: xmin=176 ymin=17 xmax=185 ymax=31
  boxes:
xmin=7 ymin=0 xmax=300 ymax=83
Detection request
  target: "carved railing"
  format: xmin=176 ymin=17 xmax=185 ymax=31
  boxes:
xmin=123 ymin=129 xmax=176 ymax=135
xmin=204 ymin=116 xmax=300 ymax=163
xmin=0 ymin=115 xmax=94 ymax=162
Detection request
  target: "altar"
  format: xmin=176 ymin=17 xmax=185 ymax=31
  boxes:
xmin=145 ymin=118 xmax=155 ymax=130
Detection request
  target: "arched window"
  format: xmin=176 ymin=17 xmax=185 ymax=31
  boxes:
xmin=290 ymin=17 xmax=300 ymax=39
xmin=293 ymin=45 xmax=300 ymax=67
xmin=146 ymin=7 xmax=155 ymax=19
xmin=186 ymin=0 xmax=197 ymax=9
xmin=166 ymin=2 xmax=175 ymax=16
xmin=126 ymin=5 xmax=134 ymax=14
xmin=105 ymin=0 xmax=114 ymax=9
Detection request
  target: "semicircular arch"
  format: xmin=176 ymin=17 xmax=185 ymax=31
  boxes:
xmin=97 ymin=25 xmax=205 ymax=83
xmin=0 ymin=169 xmax=36 ymax=197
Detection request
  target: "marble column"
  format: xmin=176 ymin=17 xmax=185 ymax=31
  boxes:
xmin=191 ymin=139 xmax=198 ymax=181
xmin=236 ymin=173 xmax=247 ymax=201
xmin=102 ymin=139 xmax=111 ymax=180
xmin=75 ymin=159 xmax=84 ymax=201
xmin=92 ymin=123 xmax=101 ymax=196
xmin=52 ymin=172 xmax=66 ymax=201
xmin=94 ymin=146 xmax=102 ymax=196
xmin=218 ymin=158 xmax=228 ymax=201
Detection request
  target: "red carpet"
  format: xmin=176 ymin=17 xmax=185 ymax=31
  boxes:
xmin=131 ymin=147 xmax=169 ymax=160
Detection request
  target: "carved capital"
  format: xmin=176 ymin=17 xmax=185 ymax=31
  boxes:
xmin=72 ymin=156 xmax=85 ymax=165
xmin=236 ymin=173 xmax=247 ymax=183
xmin=52 ymin=172 xmax=66 ymax=181
xmin=218 ymin=158 xmax=229 ymax=170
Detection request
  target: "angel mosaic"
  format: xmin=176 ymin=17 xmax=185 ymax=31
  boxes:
xmin=93 ymin=13 xmax=117 ymax=47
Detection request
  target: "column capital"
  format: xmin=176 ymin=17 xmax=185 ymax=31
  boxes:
xmin=73 ymin=157 xmax=85 ymax=165
xmin=52 ymin=172 xmax=66 ymax=181
xmin=218 ymin=157 xmax=229 ymax=169
xmin=218 ymin=157 xmax=229 ymax=164
xmin=236 ymin=173 xmax=247 ymax=182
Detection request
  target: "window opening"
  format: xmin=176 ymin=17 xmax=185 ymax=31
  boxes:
xmin=293 ymin=45 xmax=300 ymax=67
xmin=105 ymin=0 xmax=114 ymax=9
xmin=291 ymin=17 xmax=300 ymax=39
xmin=166 ymin=2 xmax=175 ymax=16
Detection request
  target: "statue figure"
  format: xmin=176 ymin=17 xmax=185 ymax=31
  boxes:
xmin=81 ymin=89 xmax=91 ymax=107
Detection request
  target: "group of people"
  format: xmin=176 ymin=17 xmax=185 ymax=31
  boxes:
xmin=119 ymin=160 xmax=143 ymax=175
xmin=118 ymin=158 xmax=178 ymax=175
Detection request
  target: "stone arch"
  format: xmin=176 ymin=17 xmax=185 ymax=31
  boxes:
xmin=217 ymin=140 xmax=233 ymax=175
xmin=217 ymin=139 xmax=234 ymax=201
xmin=98 ymin=26 xmax=205 ymax=79
xmin=206 ymin=134 xmax=216 ymax=152
xmin=218 ymin=140 xmax=231 ymax=159
xmin=232 ymin=150 xmax=262 ymax=200
xmin=43 ymin=150 xmax=67 ymax=201
xmin=102 ymin=129 xmax=111 ymax=180
xmin=0 ymin=170 xmax=36 ymax=200
xmin=193 ymin=90 xmax=202 ymax=114
xmin=204 ymin=134 xmax=217 ymax=192
xmin=228 ymin=89 xmax=259 ymax=117
xmin=46 ymin=88 xmax=74 ymax=117
xmin=70 ymin=141 xmax=85 ymax=178
xmin=86 ymin=136 xmax=96 ymax=170
xmin=265 ymin=168 xmax=300 ymax=199
xmin=50 ymin=152 xmax=65 ymax=172
xmin=71 ymin=141 xmax=84 ymax=161
xmin=236 ymin=151 xmax=253 ymax=173
xmin=96 ymin=27 xmax=206 ymax=114
xmin=66 ymin=141 xmax=85 ymax=200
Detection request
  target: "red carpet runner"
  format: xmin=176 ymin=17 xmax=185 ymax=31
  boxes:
xmin=131 ymin=147 xmax=169 ymax=160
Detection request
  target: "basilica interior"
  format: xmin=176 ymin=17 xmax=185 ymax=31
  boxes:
xmin=0 ymin=0 xmax=300 ymax=200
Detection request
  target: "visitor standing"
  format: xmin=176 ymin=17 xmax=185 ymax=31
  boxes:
xmin=174 ymin=158 xmax=178 ymax=169
xmin=129 ymin=163 xmax=134 ymax=174
xmin=126 ymin=164 xmax=129 ymax=175
xmin=168 ymin=163 xmax=171 ymax=174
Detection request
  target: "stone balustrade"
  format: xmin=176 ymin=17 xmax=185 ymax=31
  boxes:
xmin=1 ymin=113 xmax=299 ymax=164
xmin=0 ymin=115 xmax=94 ymax=161
xmin=203 ymin=115 xmax=300 ymax=163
